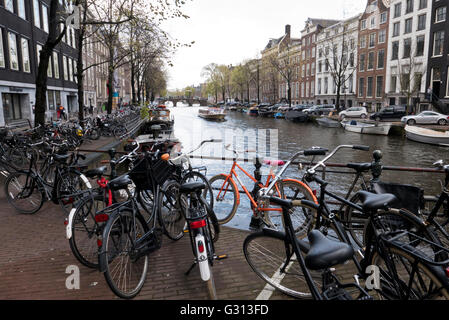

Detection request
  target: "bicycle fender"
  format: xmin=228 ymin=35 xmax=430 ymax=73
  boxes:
xmin=282 ymin=178 xmax=318 ymax=204
xmin=195 ymin=233 xmax=210 ymax=281
xmin=66 ymin=207 xmax=76 ymax=239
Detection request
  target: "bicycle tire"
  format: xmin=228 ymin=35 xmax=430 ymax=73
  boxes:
xmin=68 ymin=193 xmax=107 ymax=269
xmin=370 ymin=246 xmax=449 ymax=300
xmin=5 ymin=172 xmax=44 ymax=214
xmin=243 ymin=229 xmax=320 ymax=299
xmin=208 ymin=174 xmax=238 ymax=225
xmin=100 ymin=209 xmax=149 ymax=299
xmin=56 ymin=170 xmax=91 ymax=214
xmin=158 ymin=180 xmax=185 ymax=241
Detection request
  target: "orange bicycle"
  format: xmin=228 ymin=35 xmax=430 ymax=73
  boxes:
xmin=208 ymin=145 xmax=322 ymax=236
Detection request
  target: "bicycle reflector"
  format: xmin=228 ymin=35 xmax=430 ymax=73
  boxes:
xmin=189 ymin=219 xmax=206 ymax=230
xmin=446 ymin=267 xmax=449 ymax=278
xmin=197 ymin=240 xmax=205 ymax=253
xmin=95 ymin=214 xmax=109 ymax=223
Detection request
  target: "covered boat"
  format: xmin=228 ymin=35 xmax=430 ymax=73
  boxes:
xmin=316 ymin=117 xmax=341 ymax=128
xmin=141 ymin=105 xmax=174 ymax=134
xmin=405 ymin=125 xmax=449 ymax=146
xmin=285 ymin=109 xmax=309 ymax=123
xmin=341 ymin=120 xmax=392 ymax=135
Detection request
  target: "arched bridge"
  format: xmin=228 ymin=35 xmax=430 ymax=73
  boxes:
xmin=158 ymin=97 xmax=209 ymax=107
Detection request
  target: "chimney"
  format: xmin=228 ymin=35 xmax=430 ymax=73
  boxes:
xmin=285 ymin=24 xmax=291 ymax=36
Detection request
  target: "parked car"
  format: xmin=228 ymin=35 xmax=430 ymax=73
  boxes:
xmin=401 ymin=111 xmax=449 ymax=125
xmin=370 ymin=105 xmax=407 ymax=121
xmin=339 ymin=107 xmax=368 ymax=119
xmin=303 ymin=104 xmax=336 ymax=115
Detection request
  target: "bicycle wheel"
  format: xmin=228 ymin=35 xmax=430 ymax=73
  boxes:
xmin=264 ymin=179 xmax=317 ymax=237
xmin=208 ymin=174 xmax=238 ymax=224
xmin=243 ymin=230 xmax=320 ymax=299
xmin=56 ymin=170 xmax=91 ymax=214
xmin=158 ymin=180 xmax=185 ymax=241
xmin=113 ymin=125 xmax=127 ymax=138
xmin=5 ymin=172 xmax=44 ymax=214
xmin=68 ymin=193 xmax=107 ymax=269
xmin=370 ymin=246 xmax=449 ymax=300
xmin=100 ymin=209 xmax=149 ymax=299
xmin=344 ymin=192 xmax=367 ymax=248
xmin=182 ymin=171 xmax=214 ymax=209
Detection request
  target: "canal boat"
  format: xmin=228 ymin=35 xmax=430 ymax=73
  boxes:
xmin=404 ymin=125 xmax=449 ymax=146
xmin=141 ymin=105 xmax=174 ymax=134
xmin=341 ymin=120 xmax=392 ymax=135
xmin=248 ymin=106 xmax=259 ymax=116
xmin=316 ymin=117 xmax=341 ymax=128
xmin=198 ymin=107 xmax=227 ymax=121
xmin=258 ymin=106 xmax=276 ymax=117
xmin=285 ymin=109 xmax=309 ymax=123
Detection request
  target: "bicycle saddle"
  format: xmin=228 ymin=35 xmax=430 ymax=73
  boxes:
xmin=85 ymin=166 xmax=108 ymax=179
xmin=346 ymin=163 xmax=372 ymax=172
xmin=305 ymin=230 xmax=354 ymax=271
xmin=108 ymin=175 xmax=133 ymax=191
xmin=356 ymin=191 xmax=397 ymax=211
xmin=179 ymin=182 xmax=206 ymax=194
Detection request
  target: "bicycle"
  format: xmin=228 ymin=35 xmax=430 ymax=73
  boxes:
xmin=244 ymin=145 xmax=445 ymax=299
xmin=208 ymin=145 xmax=317 ymax=234
xmin=179 ymin=182 xmax=223 ymax=300
xmin=98 ymin=149 xmax=178 ymax=299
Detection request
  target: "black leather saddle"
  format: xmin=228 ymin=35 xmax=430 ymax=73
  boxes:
xmin=85 ymin=166 xmax=108 ymax=179
xmin=108 ymin=175 xmax=133 ymax=191
xmin=179 ymin=182 xmax=206 ymax=194
xmin=357 ymin=190 xmax=397 ymax=211
xmin=305 ymin=230 xmax=354 ymax=270
xmin=347 ymin=163 xmax=372 ymax=172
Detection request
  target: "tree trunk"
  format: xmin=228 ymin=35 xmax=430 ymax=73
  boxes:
xmin=76 ymin=0 xmax=88 ymax=126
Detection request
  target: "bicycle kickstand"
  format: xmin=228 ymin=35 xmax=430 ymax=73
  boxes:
xmin=185 ymin=261 xmax=197 ymax=276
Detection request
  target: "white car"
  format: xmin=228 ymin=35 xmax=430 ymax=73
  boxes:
xmin=401 ymin=111 xmax=449 ymax=125
xmin=339 ymin=107 xmax=368 ymax=119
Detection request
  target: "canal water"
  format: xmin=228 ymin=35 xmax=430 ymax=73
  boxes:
xmin=169 ymin=106 xmax=449 ymax=231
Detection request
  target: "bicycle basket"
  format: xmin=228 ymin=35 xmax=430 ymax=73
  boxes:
xmin=128 ymin=157 xmax=176 ymax=190
xmin=372 ymin=181 xmax=424 ymax=215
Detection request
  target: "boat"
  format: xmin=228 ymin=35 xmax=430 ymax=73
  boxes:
xmin=140 ymin=105 xmax=174 ymax=134
xmin=316 ymin=117 xmax=341 ymax=128
xmin=341 ymin=120 xmax=392 ymax=135
xmin=248 ymin=106 xmax=259 ymax=116
xmin=198 ymin=107 xmax=226 ymax=121
xmin=258 ymin=106 xmax=276 ymax=117
xmin=404 ymin=125 xmax=449 ymax=146
xmin=285 ymin=110 xmax=309 ymax=123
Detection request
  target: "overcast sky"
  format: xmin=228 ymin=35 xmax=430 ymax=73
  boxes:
xmin=162 ymin=0 xmax=367 ymax=90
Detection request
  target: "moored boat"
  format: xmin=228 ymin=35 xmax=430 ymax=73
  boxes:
xmin=248 ymin=106 xmax=259 ymax=116
xmin=405 ymin=125 xmax=449 ymax=146
xmin=198 ymin=107 xmax=227 ymax=121
xmin=316 ymin=117 xmax=341 ymax=128
xmin=341 ymin=120 xmax=392 ymax=135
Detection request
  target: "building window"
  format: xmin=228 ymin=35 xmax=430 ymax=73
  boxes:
xmin=17 ymin=0 xmax=26 ymax=20
xmin=41 ymin=4 xmax=49 ymax=33
xmin=394 ymin=3 xmax=401 ymax=18
xmin=63 ymin=55 xmax=68 ymax=80
xmin=404 ymin=18 xmax=413 ymax=34
xmin=36 ymin=44 xmax=41 ymax=64
xmin=416 ymin=35 xmax=425 ymax=56
xmin=359 ymin=77 xmax=364 ymax=97
xmin=367 ymin=77 xmax=374 ymax=97
xmin=376 ymin=76 xmax=383 ymax=98
xmin=369 ymin=33 xmax=376 ymax=47
xmin=359 ymin=53 xmax=365 ymax=71
xmin=33 ymin=0 xmax=41 ymax=28
xmin=377 ymin=49 xmax=385 ymax=69
xmin=391 ymin=41 xmax=399 ymax=60
xmin=391 ymin=75 xmax=397 ymax=93
xmin=361 ymin=19 xmax=367 ymax=30
xmin=0 ymin=29 xmax=5 ymax=68
xmin=68 ymin=57 xmax=73 ymax=82
xmin=378 ymin=29 xmax=386 ymax=43
xmin=403 ymin=38 xmax=411 ymax=58
xmin=8 ymin=32 xmax=19 ymax=71
xmin=368 ymin=51 xmax=375 ymax=70
xmin=433 ymin=30 xmax=445 ymax=56
xmin=380 ymin=12 xmax=387 ymax=24
xmin=406 ymin=0 xmax=414 ymax=13
xmin=360 ymin=36 xmax=366 ymax=48
xmin=419 ymin=0 xmax=427 ymax=10
xmin=435 ymin=6 xmax=447 ymax=23
xmin=417 ymin=14 xmax=426 ymax=31
xmin=324 ymin=77 xmax=328 ymax=94
xmin=5 ymin=0 xmax=14 ymax=13
xmin=393 ymin=22 xmax=400 ymax=37
xmin=53 ymin=52 xmax=59 ymax=79
xmin=21 ymin=38 xmax=30 ymax=73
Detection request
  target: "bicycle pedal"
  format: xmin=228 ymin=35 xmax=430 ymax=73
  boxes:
xmin=183 ymin=229 xmax=189 ymax=233
xmin=216 ymin=254 xmax=228 ymax=260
